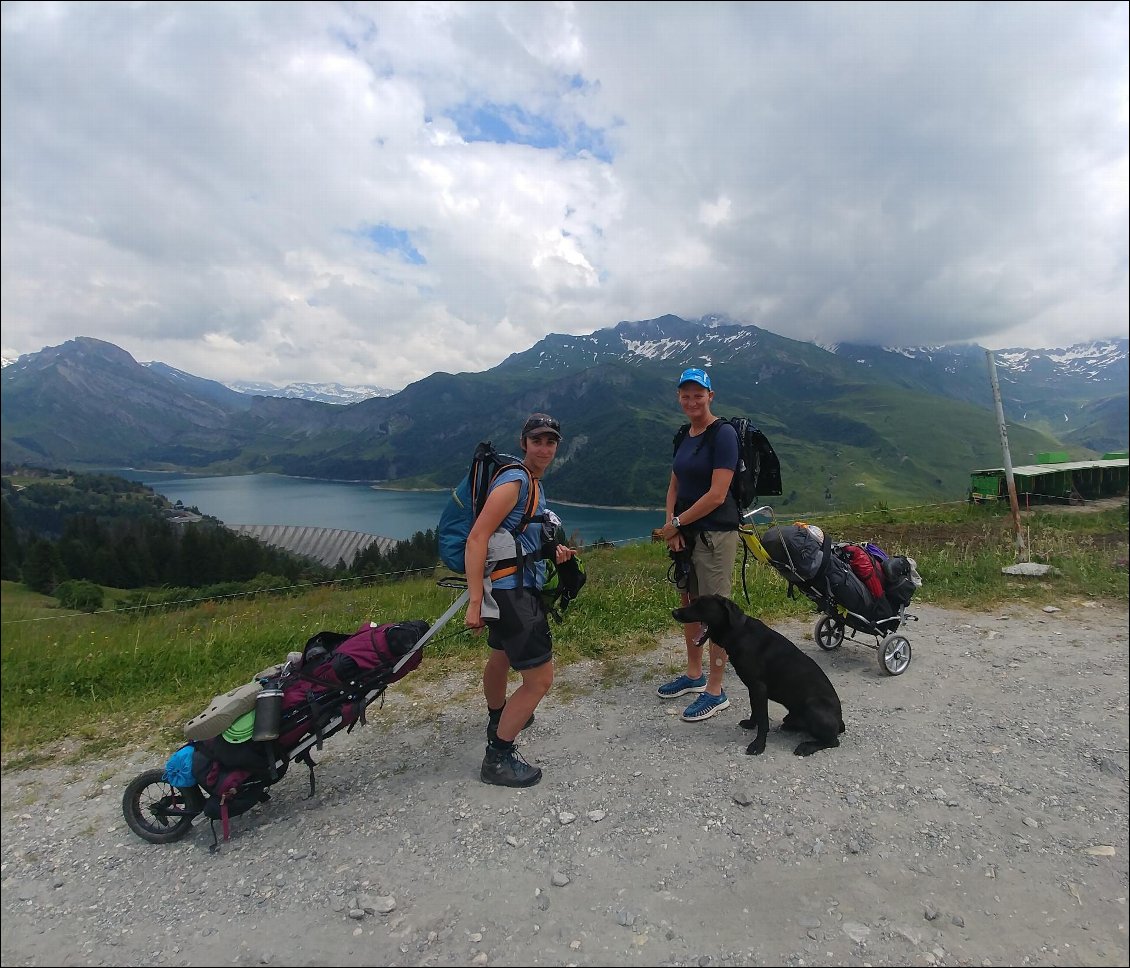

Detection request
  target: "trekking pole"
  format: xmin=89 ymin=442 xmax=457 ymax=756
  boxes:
xmin=391 ymin=589 xmax=469 ymax=677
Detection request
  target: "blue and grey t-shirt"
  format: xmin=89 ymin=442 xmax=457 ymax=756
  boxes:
xmin=488 ymin=467 xmax=546 ymax=589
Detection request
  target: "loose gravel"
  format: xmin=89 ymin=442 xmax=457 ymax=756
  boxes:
xmin=2 ymin=601 xmax=1127 ymax=967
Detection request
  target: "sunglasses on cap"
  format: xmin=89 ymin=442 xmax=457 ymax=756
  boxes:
xmin=523 ymin=416 xmax=561 ymax=435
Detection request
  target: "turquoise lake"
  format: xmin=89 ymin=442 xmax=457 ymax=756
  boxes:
xmin=111 ymin=471 xmax=663 ymax=547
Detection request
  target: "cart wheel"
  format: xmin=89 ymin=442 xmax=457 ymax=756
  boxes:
xmin=122 ymin=769 xmax=203 ymax=844
xmin=877 ymin=634 xmax=912 ymax=676
xmin=814 ymin=615 xmax=844 ymax=651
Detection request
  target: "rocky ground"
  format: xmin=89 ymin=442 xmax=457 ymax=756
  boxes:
xmin=2 ymin=600 xmax=1128 ymax=968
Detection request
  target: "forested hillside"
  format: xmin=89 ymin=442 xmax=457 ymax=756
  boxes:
xmin=1 ymin=467 xmax=437 ymax=609
xmin=1 ymin=468 xmax=325 ymax=589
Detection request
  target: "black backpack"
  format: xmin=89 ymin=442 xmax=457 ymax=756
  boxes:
xmin=672 ymin=417 xmax=782 ymax=509
xmin=538 ymin=548 xmax=587 ymax=622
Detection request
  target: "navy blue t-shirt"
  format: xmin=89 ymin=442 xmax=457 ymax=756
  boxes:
xmin=673 ymin=421 xmax=740 ymax=530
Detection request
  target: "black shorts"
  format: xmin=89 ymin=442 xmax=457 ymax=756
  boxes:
xmin=486 ymin=587 xmax=553 ymax=671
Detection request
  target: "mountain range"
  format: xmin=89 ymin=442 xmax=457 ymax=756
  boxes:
xmin=2 ymin=318 xmax=1126 ymax=513
xmin=1 ymin=356 xmax=394 ymax=405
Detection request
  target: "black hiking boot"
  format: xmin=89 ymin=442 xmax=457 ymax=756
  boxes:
xmin=480 ymin=744 xmax=542 ymax=787
xmin=486 ymin=712 xmax=535 ymax=745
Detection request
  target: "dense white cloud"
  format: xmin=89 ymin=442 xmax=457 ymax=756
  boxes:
xmin=2 ymin=1 xmax=1126 ymax=389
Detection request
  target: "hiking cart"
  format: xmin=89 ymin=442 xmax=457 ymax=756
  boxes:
xmin=737 ymin=508 xmax=921 ymax=676
xmin=123 ymin=590 xmax=469 ymax=846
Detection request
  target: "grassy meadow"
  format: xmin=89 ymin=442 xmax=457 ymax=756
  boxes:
xmin=2 ymin=500 xmax=1126 ymax=769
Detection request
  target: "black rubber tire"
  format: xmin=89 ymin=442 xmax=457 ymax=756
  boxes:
xmin=814 ymin=615 xmax=845 ymax=651
xmin=122 ymin=769 xmax=203 ymax=844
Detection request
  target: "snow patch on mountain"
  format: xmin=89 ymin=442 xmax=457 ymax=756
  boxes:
xmin=995 ymin=340 xmax=1127 ymax=379
xmin=619 ymin=337 xmax=692 ymax=360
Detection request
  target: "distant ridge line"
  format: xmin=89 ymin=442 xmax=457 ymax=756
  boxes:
xmin=229 ymin=524 xmax=395 ymax=567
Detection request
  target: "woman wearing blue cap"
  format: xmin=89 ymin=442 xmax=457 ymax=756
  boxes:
xmin=655 ymin=367 xmax=741 ymax=721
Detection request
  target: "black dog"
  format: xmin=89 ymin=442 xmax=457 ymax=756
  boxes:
xmin=672 ymin=595 xmax=845 ymax=756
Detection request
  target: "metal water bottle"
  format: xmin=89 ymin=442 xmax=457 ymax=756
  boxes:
xmin=252 ymin=686 xmax=284 ymax=742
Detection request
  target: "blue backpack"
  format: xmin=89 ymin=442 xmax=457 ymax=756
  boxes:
xmin=437 ymin=441 xmax=541 ymax=575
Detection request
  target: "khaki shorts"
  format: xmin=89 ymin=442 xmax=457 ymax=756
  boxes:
xmin=688 ymin=529 xmax=739 ymax=599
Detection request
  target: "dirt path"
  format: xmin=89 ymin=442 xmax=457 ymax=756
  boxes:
xmin=2 ymin=601 xmax=1128 ymax=967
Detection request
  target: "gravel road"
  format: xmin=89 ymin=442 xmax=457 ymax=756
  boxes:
xmin=2 ymin=601 xmax=1128 ymax=967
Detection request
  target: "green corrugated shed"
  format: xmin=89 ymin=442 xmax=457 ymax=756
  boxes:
xmin=969 ymin=457 xmax=1129 ymax=505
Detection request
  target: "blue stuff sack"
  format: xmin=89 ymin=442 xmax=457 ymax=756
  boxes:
xmin=164 ymin=744 xmax=197 ymax=788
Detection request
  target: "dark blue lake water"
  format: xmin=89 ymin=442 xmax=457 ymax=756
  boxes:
xmin=111 ymin=471 xmax=662 ymax=547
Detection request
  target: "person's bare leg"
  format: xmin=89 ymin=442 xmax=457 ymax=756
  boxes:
xmin=703 ymin=641 xmax=726 ymax=695
xmin=682 ymin=591 xmax=704 ymax=679
xmin=483 ymin=648 xmax=510 ymax=710
xmin=495 ymin=661 xmax=553 ymax=741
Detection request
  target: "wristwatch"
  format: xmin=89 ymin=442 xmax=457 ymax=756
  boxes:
xmin=671 ymin=515 xmax=681 ymax=529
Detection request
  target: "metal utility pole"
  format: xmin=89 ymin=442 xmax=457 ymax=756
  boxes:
xmin=985 ymin=350 xmax=1027 ymax=556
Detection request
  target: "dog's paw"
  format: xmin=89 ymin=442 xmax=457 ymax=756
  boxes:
xmin=738 ymin=718 xmax=755 ymax=730
xmin=745 ymin=742 xmax=766 ymax=756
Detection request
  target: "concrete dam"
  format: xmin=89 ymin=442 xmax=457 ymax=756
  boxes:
xmin=229 ymin=524 xmax=397 ymax=568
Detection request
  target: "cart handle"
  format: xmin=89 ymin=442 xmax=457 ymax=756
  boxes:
xmin=741 ymin=504 xmax=776 ymax=523
xmin=738 ymin=504 xmax=776 ymax=565
xmin=391 ymin=589 xmax=470 ymax=677
xmin=738 ymin=527 xmax=773 ymax=565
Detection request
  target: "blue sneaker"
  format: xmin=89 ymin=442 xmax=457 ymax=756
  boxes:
xmin=682 ymin=690 xmax=730 ymax=721
xmin=657 ymin=673 xmax=707 ymax=698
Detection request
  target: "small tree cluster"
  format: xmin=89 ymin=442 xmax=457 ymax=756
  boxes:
xmin=54 ymin=579 xmax=105 ymax=613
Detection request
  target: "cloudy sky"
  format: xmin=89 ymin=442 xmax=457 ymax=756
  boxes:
xmin=2 ymin=2 xmax=1127 ymax=390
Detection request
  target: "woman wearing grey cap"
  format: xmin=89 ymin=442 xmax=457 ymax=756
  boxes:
xmin=655 ymin=368 xmax=741 ymax=721
xmin=463 ymin=413 xmax=576 ymax=787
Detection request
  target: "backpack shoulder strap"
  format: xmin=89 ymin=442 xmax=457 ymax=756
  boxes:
xmin=523 ymin=477 xmax=541 ymax=529
xmin=488 ymin=461 xmax=539 ymax=534
xmin=694 ymin=417 xmax=725 ymax=455
xmin=673 ymin=418 xmax=725 ymax=457
xmin=672 ymin=423 xmax=690 ymax=457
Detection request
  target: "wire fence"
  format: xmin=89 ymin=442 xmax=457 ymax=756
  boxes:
xmin=3 ymin=492 xmax=1119 ymax=626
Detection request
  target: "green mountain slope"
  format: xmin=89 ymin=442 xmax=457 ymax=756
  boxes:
xmin=1 ymin=322 xmax=1117 ymax=513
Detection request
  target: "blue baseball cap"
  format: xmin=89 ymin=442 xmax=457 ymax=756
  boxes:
xmin=678 ymin=367 xmax=712 ymax=390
